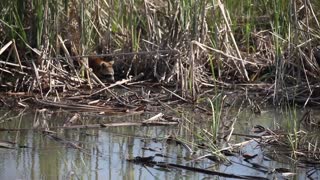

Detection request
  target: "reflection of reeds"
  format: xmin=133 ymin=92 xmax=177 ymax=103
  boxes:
xmin=258 ymin=107 xmax=320 ymax=162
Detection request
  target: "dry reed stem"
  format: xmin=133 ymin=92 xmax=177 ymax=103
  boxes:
xmin=0 ymin=41 xmax=12 ymax=56
xmin=217 ymin=0 xmax=249 ymax=81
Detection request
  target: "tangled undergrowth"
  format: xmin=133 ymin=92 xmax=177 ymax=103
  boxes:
xmin=0 ymin=0 xmax=319 ymax=106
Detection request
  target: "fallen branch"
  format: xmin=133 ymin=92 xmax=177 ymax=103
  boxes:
xmin=0 ymin=121 xmax=179 ymax=132
xmin=30 ymin=98 xmax=144 ymax=115
xmin=128 ymin=156 xmax=268 ymax=179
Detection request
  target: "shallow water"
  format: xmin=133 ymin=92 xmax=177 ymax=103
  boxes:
xmin=0 ymin=107 xmax=318 ymax=179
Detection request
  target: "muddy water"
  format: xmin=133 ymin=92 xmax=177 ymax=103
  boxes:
xmin=0 ymin=107 xmax=317 ymax=179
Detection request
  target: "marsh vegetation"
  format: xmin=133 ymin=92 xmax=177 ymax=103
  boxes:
xmin=1 ymin=0 xmax=320 ymax=179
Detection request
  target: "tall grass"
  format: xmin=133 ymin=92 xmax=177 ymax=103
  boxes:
xmin=283 ymin=105 xmax=299 ymax=158
xmin=208 ymin=95 xmax=222 ymax=141
xmin=0 ymin=0 xmax=320 ymax=103
xmin=171 ymin=94 xmax=228 ymax=162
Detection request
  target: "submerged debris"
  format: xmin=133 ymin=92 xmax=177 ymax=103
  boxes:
xmin=128 ymin=155 xmax=269 ymax=179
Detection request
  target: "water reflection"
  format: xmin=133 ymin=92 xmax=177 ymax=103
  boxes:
xmin=0 ymin=109 xmax=198 ymax=179
xmin=0 ymin=107 xmax=318 ymax=179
